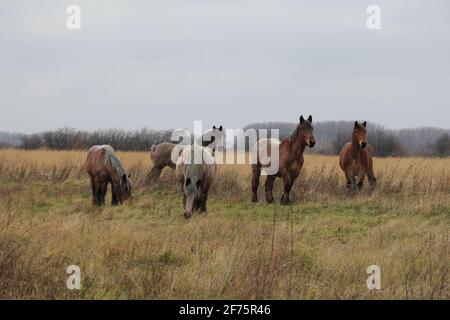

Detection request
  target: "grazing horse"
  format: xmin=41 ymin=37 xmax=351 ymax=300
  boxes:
xmin=175 ymin=144 xmax=216 ymax=219
xmin=146 ymin=125 xmax=223 ymax=185
xmin=86 ymin=145 xmax=132 ymax=206
xmin=251 ymin=115 xmax=315 ymax=205
xmin=339 ymin=121 xmax=377 ymax=189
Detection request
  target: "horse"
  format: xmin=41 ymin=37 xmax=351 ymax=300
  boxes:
xmin=175 ymin=144 xmax=216 ymax=219
xmin=146 ymin=125 xmax=223 ymax=185
xmin=194 ymin=125 xmax=223 ymax=155
xmin=251 ymin=115 xmax=315 ymax=205
xmin=339 ymin=121 xmax=377 ymax=189
xmin=85 ymin=145 xmax=132 ymax=206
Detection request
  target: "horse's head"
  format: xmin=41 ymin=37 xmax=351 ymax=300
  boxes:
xmin=183 ymin=176 xmax=202 ymax=219
xmin=116 ymin=174 xmax=132 ymax=203
xmin=201 ymin=125 xmax=224 ymax=152
xmin=298 ymin=115 xmax=315 ymax=148
xmin=353 ymin=121 xmax=367 ymax=148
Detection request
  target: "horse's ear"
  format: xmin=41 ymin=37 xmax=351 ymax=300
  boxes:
xmin=219 ymin=125 xmax=223 ymax=131
xmin=362 ymin=121 xmax=367 ymax=127
xmin=300 ymin=115 xmax=305 ymax=124
xmin=354 ymin=121 xmax=359 ymax=128
xmin=308 ymin=115 xmax=312 ymax=123
xmin=213 ymin=125 xmax=216 ymax=129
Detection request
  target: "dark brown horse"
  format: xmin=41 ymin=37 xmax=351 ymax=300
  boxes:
xmin=145 ymin=125 xmax=223 ymax=185
xmin=86 ymin=145 xmax=132 ymax=206
xmin=339 ymin=121 xmax=376 ymax=189
xmin=251 ymin=115 xmax=315 ymax=205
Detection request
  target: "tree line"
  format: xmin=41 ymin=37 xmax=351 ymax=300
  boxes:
xmin=1 ymin=122 xmax=449 ymax=157
xmin=17 ymin=128 xmax=173 ymax=152
xmin=242 ymin=121 xmax=450 ymax=157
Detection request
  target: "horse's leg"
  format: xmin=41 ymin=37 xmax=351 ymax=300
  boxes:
xmin=100 ymin=181 xmax=108 ymax=206
xmin=200 ymin=190 xmax=208 ymax=213
xmin=368 ymin=170 xmax=377 ymax=186
xmin=90 ymin=176 xmax=98 ymax=206
xmin=357 ymin=171 xmax=365 ymax=190
xmin=145 ymin=165 xmax=163 ymax=186
xmin=93 ymin=177 xmax=104 ymax=206
xmin=265 ymin=175 xmax=276 ymax=203
xmin=357 ymin=180 xmax=364 ymax=190
xmin=95 ymin=186 xmax=103 ymax=206
xmin=345 ymin=170 xmax=354 ymax=189
xmin=111 ymin=183 xmax=119 ymax=206
xmin=281 ymin=175 xmax=293 ymax=205
xmin=251 ymin=165 xmax=261 ymax=202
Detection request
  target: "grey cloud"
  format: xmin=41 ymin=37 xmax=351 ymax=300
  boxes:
xmin=0 ymin=0 xmax=449 ymax=132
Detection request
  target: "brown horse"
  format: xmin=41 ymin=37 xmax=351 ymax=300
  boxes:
xmin=175 ymin=145 xmax=216 ymax=219
xmin=339 ymin=121 xmax=377 ymax=189
xmin=146 ymin=125 xmax=223 ymax=185
xmin=251 ymin=115 xmax=315 ymax=205
xmin=86 ymin=145 xmax=132 ymax=206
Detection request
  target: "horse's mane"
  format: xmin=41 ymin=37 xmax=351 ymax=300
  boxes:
xmin=103 ymin=146 xmax=126 ymax=177
xmin=183 ymin=147 xmax=206 ymax=194
xmin=184 ymin=162 xmax=203 ymax=196
xmin=287 ymin=125 xmax=299 ymax=143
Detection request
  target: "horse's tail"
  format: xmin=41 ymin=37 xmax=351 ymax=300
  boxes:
xmin=149 ymin=145 xmax=157 ymax=162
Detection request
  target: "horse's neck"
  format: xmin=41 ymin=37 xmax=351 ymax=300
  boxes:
xmin=288 ymin=135 xmax=306 ymax=159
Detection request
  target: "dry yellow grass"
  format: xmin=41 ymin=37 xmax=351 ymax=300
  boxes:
xmin=0 ymin=149 xmax=449 ymax=299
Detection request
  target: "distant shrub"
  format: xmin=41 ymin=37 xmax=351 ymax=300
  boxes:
xmin=434 ymin=133 xmax=450 ymax=157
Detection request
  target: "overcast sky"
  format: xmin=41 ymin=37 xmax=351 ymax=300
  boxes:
xmin=0 ymin=0 xmax=449 ymax=133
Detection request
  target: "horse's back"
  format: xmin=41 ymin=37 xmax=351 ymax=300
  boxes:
xmin=86 ymin=145 xmax=114 ymax=177
xmin=150 ymin=142 xmax=176 ymax=165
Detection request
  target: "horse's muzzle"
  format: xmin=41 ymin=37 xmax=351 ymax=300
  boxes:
xmin=361 ymin=142 xmax=367 ymax=148
xmin=184 ymin=211 xmax=193 ymax=219
xmin=309 ymin=141 xmax=315 ymax=148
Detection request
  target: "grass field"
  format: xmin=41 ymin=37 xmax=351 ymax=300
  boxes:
xmin=0 ymin=149 xmax=449 ymax=299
